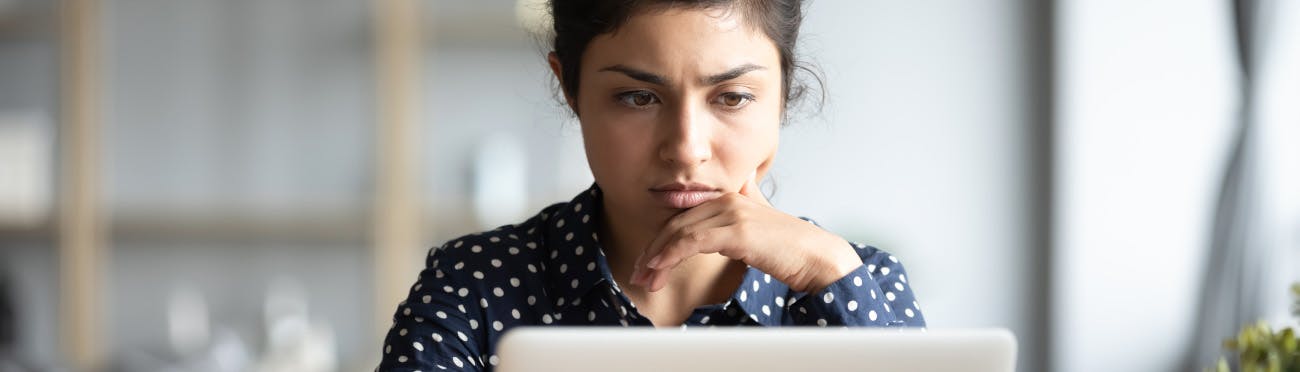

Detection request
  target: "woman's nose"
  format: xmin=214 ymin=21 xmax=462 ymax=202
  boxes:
xmin=657 ymin=101 xmax=713 ymax=167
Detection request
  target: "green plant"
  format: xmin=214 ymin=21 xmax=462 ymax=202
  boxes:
xmin=1215 ymin=283 xmax=1300 ymax=372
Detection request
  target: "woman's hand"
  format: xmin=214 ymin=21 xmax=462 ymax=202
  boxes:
xmin=629 ymin=176 xmax=864 ymax=293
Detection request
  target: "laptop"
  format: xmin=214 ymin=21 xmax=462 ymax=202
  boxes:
xmin=495 ymin=328 xmax=1017 ymax=372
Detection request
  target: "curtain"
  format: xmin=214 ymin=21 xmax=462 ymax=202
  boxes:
xmin=1184 ymin=0 xmax=1299 ymax=369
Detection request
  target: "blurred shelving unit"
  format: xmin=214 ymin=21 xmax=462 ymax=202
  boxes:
xmin=33 ymin=0 xmax=431 ymax=370
xmin=4 ymin=0 xmax=579 ymax=370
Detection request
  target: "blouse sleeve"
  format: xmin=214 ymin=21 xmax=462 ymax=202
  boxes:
xmin=787 ymin=243 xmax=926 ymax=328
xmin=376 ymin=243 xmax=489 ymax=371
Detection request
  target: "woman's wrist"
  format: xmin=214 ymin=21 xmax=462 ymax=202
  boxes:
xmin=801 ymin=233 xmax=863 ymax=293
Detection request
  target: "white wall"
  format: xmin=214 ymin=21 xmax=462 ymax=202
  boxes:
xmin=1052 ymin=0 xmax=1237 ymax=371
xmin=782 ymin=1 xmax=1041 ymax=370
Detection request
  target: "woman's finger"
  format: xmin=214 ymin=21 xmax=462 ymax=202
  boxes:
xmin=644 ymin=225 xmax=742 ymax=291
xmin=636 ymin=216 xmax=729 ymax=289
xmin=639 ymin=209 xmax=739 ymax=291
xmin=631 ymin=200 xmax=727 ymax=285
xmin=738 ymin=172 xmax=771 ymax=207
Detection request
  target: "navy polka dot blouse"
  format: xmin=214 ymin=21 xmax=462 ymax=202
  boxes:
xmin=376 ymin=184 xmax=925 ymax=371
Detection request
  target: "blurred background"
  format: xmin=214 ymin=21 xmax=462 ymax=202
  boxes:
xmin=1 ymin=0 xmax=1297 ymax=371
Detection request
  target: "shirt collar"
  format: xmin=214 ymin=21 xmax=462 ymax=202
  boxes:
xmin=544 ymin=184 xmax=618 ymax=311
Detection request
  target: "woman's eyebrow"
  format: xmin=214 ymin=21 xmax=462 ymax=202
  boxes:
xmin=701 ymin=63 xmax=765 ymax=85
xmin=598 ymin=65 xmax=668 ymax=86
xmin=597 ymin=63 xmax=766 ymax=87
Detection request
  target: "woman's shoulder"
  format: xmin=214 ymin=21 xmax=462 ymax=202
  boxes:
xmin=422 ymin=202 xmax=564 ymax=275
xmin=422 ymin=185 xmax=601 ymax=285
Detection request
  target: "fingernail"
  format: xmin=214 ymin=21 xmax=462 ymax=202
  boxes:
xmin=634 ymin=268 xmax=650 ymax=285
xmin=646 ymin=255 xmax=662 ymax=269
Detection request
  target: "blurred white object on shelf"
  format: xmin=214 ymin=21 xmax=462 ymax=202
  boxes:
xmin=0 ymin=111 xmax=51 ymax=227
xmin=472 ymin=133 xmax=528 ymax=229
xmin=258 ymin=277 xmax=338 ymax=372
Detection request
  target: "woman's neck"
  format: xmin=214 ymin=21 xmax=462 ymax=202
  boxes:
xmin=598 ymin=202 xmax=657 ymax=284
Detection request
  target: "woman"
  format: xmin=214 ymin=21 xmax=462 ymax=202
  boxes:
xmin=377 ymin=0 xmax=925 ymax=370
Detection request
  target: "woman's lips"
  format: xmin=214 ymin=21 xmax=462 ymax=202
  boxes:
xmin=651 ymin=190 xmax=723 ymax=209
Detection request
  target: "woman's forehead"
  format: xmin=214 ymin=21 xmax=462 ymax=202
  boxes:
xmin=580 ymin=7 xmax=780 ymax=80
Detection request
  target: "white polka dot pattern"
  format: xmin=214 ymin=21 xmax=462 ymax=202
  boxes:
xmin=376 ymin=185 xmax=926 ymax=371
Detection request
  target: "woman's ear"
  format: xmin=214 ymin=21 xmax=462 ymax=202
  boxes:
xmin=547 ymin=52 xmax=578 ymax=114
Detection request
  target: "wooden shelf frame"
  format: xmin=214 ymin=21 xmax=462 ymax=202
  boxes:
xmin=370 ymin=0 xmax=426 ymax=355
xmin=57 ymin=0 xmax=106 ymax=370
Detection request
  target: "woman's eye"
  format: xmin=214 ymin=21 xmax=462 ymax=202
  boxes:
xmin=616 ymin=91 xmax=659 ymax=108
xmin=716 ymin=92 xmax=754 ymax=109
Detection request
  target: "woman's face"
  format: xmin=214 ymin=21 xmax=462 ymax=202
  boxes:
xmin=556 ymin=7 xmax=783 ymax=225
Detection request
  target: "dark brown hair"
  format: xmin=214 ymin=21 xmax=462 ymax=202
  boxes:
xmin=548 ymin=0 xmax=823 ymax=121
